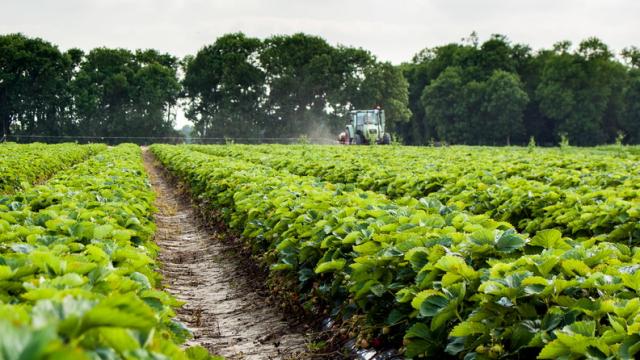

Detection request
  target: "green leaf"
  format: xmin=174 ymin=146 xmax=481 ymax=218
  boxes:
xmin=341 ymin=231 xmax=361 ymax=244
xmin=410 ymin=289 xmax=440 ymax=309
xmin=495 ymin=229 xmax=525 ymax=253
xmin=449 ymin=321 xmax=486 ymax=337
xmin=81 ymin=294 xmax=157 ymax=332
xmin=420 ymin=294 xmax=448 ymax=317
xmin=404 ymin=322 xmax=430 ymax=339
xmin=538 ymin=339 xmax=571 ymax=359
xmin=353 ymin=241 xmax=379 ymax=255
xmin=470 ymin=229 xmax=494 ymax=245
xmin=405 ymin=339 xmax=433 ymax=358
xmin=563 ymin=320 xmax=596 ymax=337
xmin=530 ymin=229 xmax=563 ymax=248
xmin=541 ymin=308 xmax=564 ymax=331
xmin=0 ymin=265 xmax=13 ymax=281
xmin=130 ymin=272 xmax=152 ymax=290
xmin=435 ymin=255 xmax=477 ymax=279
xmin=97 ymin=327 xmax=141 ymax=353
xmin=93 ymin=224 xmax=114 ymax=240
xmin=370 ymin=284 xmax=386 ymax=297
xmin=0 ymin=319 xmax=58 ymax=360
xmin=314 ymin=259 xmax=346 ymax=273
xmin=619 ymin=334 xmax=640 ymax=359
xmin=561 ymin=259 xmax=591 ymax=276
xmin=511 ymin=321 xmax=538 ymax=350
xmin=186 ymin=345 xmax=220 ymax=360
xmin=112 ymin=229 xmax=132 ymax=242
xmin=404 ymin=247 xmax=430 ymax=271
xmin=535 ymin=255 xmax=560 ymax=277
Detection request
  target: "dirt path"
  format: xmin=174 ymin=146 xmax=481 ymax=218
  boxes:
xmin=142 ymin=149 xmax=309 ymax=359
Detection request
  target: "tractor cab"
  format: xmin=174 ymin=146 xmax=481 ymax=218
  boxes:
xmin=341 ymin=108 xmax=391 ymax=145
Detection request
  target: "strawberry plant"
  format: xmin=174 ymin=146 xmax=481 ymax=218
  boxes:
xmin=190 ymin=144 xmax=640 ymax=243
xmin=153 ymin=144 xmax=640 ymax=359
xmin=0 ymin=144 xmax=217 ymax=359
xmin=0 ymin=142 xmax=106 ymax=194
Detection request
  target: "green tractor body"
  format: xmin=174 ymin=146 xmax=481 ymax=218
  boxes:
xmin=342 ymin=109 xmax=391 ymax=145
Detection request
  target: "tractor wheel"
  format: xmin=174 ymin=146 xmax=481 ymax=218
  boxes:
xmin=381 ymin=133 xmax=391 ymax=145
xmin=355 ymin=133 xmax=365 ymax=145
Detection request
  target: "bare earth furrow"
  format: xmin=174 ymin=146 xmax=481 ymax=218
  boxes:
xmin=143 ymin=149 xmax=308 ymax=360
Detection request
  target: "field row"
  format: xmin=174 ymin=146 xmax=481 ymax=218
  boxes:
xmin=189 ymin=144 xmax=640 ymax=243
xmin=0 ymin=145 xmax=214 ymax=359
xmin=0 ymin=142 xmax=107 ymax=194
xmin=152 ymin=144 xmax=640 ymax=359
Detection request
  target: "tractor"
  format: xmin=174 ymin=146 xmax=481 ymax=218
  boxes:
xmin=338 ymin=108 xmax=391 ymax=145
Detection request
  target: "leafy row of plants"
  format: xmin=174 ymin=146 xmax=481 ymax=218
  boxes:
xmin=153 ymin=144 xmax=640 ymax=359
xmin=0 ymin=142 xmax=107 ymax=194
xmin=189 ymin=144 xmax=640 ymax=243
xmin=0 ymin=144 xmax=216 ymax=360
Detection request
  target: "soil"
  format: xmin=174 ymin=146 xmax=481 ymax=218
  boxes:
xmin=142 ymin=149 xmax=309 ymax=359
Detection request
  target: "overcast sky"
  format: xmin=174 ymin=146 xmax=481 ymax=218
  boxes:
xmin=2 ymin=0 xmax=638 ymax=127
xmin=2 ymin=0 xmax=638 ymax=64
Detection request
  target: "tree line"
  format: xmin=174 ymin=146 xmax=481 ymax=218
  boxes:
xmin=182 ymin=33 xmax=409 ymax=139
xmin=401 ymin=33 xmax=640 ymax=145
xmin=1 ymin=32 xmax=639 ymax=145
xmin=0 ymin=34 xmax=182 ymax=142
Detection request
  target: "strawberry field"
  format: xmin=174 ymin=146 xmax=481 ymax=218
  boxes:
xmin=2 ymin=142 xmax=640 ymax=359
xmin=0 ymin=144 xmax=214 ymax=359
xmin=152 ymin=144 xmax=640 ymax=359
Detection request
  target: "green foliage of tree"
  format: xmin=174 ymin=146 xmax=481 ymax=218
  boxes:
xmin=183 ymin=32 xmax=410 ymax=140
xmin=421 ymin=67 xmax=528 ymax=145
xmin=351 ymin=62 xmax=412 ymax=132
xmin=421 ymin=67 xmax=468 ymax=144
xmin=621 ymin=70 xmax=640 ymax=143
xmin=73 ymin=48 xmax=181 ymax=139
xmin=0 ymin=34 xmax=180 ymax=141
xmin=407 ymin=35 xmax=533 ymax=145
xmin=398 ymin=61 xmax=434 ymax=144
xmin=183 ymin=33 xmax=265 ymax=138
xmin=0 ymin=34 xmax=74 ymax=136
xmin=482 ymin=70 xmax=529 ymax=145
xmin=404 ymin=34 xmax=637 ymax=145
xmin=622 ymin=46 xmax=640 ymax=68
xmin=1 ymin=31 xmax=639 ymax=145
xmin=535 ymin=38 xmax=626 ymax=145
xmin=259 ymin=33 xmax=343 ymax=137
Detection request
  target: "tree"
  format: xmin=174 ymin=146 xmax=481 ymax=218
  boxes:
xmin=401 ymin=35 xmax=530 ymax=144
xmin=0 ymin=33 xmax=74 ymax=137
xmin=72 ymin=47 xmax=180 ymax=140
xmin=182 ymin=32 xmax=408 ymax=140
xmin=130 ymin=55 xmax=181 ymax=136
xmin=475 ymin=34 xmax=517 ymax=79
xmin=350 ymin=62 xmax=411 ymax=133
xmin=183 ymin=33 xmax=265 ymax=138
xmin=421 ymin=66 xmax=528 ymax=145
xmin=399 ymin=61 xmax=433 ymax=144
xmin=620 ymin=70 xmax=640 ymax=143
xmin=482 ymin=70 xmax=529 ymax=145
xmin=259 ymin=33 xmax=341 ymax=137
xmin=421 ymin=67 xmax=469 ymax=143
xmin=536 ymin=38 xmax=624 ymax=145
xmin=2 ymin=32 xmax=638 ymax=146
xmin=622 ymin=46 xmax=640 ymax=68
